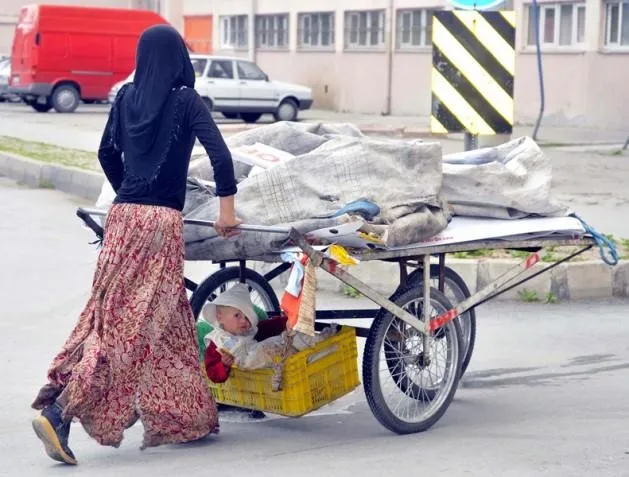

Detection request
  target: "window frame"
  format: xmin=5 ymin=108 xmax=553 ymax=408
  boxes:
xmin=220 ymin=15 xmax=248 ymax=50
xmin=525 ymin=2 xmax=586 ymax=49
xmin=344 ymin=9 xmax=386 ymax=50
xmin=395 ymin=8 xmax=436 ymax=50
xmin=255 ymin=13 xmax=289 ymax=49
xmin=297 ymin=12 xmax=335 ymax=50
xmin=604 ymin=1 xmax=629 ymax=48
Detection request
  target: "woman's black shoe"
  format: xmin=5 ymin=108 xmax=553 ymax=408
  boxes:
xmin=32 ymin=403 xmax=77 ymax=465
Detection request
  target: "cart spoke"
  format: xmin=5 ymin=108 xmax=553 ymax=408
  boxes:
xmin=374 ymin=292 xmax=461 ymax=426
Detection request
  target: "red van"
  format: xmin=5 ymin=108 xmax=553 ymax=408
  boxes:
xmin=8 ymin=4 xmax=168 ymax=113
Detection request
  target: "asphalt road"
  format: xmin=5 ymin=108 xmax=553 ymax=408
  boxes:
xmin=1 ymin=176 xmax=629 ymax=476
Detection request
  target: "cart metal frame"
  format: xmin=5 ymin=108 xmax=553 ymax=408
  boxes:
xmin=75 ymin=207 xmax=598 ymax=433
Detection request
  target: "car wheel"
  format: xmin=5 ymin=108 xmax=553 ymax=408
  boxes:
xmin=222 ymin=112 xmax=239 ymax=119
xmin=241 ymin=113 xmax=262 ymax=123
xmin=273 ymin=98 xmax=298 ymax=122
xmin=51 ymin=84 xmax=80 ymax=113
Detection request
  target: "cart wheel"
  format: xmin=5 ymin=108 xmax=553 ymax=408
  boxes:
xmin=189 ymin=266 xmax=280 ymax=320
xmin=401 ymin=265 xmax=476 ymax=377
xmin=363 ymin=286 xmax=462 ymax=434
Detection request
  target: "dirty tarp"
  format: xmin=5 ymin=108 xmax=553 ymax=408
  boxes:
xmin=182 ymin=122 xmax=449 ymax=261
xmin=441 ymin=136 xmax=570 ymax=219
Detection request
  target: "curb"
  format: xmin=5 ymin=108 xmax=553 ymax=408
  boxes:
xmin=2 ymin=151 xmax=624 ymax=302
xmin=252 ymin=257 xmax=628 ymax=302
xmin=0 ymin=151 xmax=103 ymax=201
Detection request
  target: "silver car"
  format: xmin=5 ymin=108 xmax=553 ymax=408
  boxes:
xmin=0 ymin=59 xmax=20 ymax=103
xmin=108 ymin=55 xmax=313 ymax=123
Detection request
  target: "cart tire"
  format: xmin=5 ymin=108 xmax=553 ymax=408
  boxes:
xmin=189 ymin=266 xmax=280 ymax=321
xmin=363 ymin=286 xmax=462 ymax=434
xmin=401 ymin=265 xmax=476 ymax=377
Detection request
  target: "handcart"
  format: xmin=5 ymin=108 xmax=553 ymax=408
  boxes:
xmin=75 ymin=207 xmax=617 ymax=435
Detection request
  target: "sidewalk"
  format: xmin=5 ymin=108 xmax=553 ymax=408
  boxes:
xmin=1 ymin=104 xmax=627 ymax=153
xmin=296 ymin=110 xmax=629 ymax=146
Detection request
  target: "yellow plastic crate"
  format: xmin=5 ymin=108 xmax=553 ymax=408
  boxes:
xmin=205 ymin=326 xmax=360 ymax=417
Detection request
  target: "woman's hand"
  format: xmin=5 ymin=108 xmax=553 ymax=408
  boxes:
xmin=215 ymin=195 xmax=241 ymax=238
xmin=214 ymin=214 xmax=242 ymax=238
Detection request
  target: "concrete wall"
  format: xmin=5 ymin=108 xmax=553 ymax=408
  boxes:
xmin=193 ymin=0 xmax=629 ymax=128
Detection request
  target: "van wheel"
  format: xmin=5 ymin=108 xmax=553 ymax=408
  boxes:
xmin=30 ymin=101 xmax=52 ymax=113
xmin=222 ymin=112 xmax=238 ymax=119
xmin=241 ymin=113 xmax=262 ymax=123
xmin=52 ymin=84 xmax=80 ymax=113
xmin=273 ymin=99 xmax=298 ymax=122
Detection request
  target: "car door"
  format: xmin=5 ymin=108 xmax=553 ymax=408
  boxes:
xmin=202 ymin=59 xmax=240 ymax=111
xmin=235 ymin=60 xmax=278 ymax=112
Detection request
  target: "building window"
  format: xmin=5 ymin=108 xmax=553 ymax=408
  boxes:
xmin=134 ymin=0 xmax=160 ymax=12
xmin=345 ymin=10 xmax=385 ymax=49
xmin=526 ymin=3 xmax=585 ymax=47
xmin=255 ymin=14 xmax=289 ymax=49
xmin=605 ymin=1 xmax=629 ymax=46
xmin=396 ymin=9 xmax=435 ymax=49
xmin=220 ymin=15 xmax=248 ymax=49
xmin=298 ymin=12 xmax=335 ymax=49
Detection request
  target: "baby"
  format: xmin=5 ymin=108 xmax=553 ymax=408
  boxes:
xmin=202 ymin=283 xmax=336 ymax=383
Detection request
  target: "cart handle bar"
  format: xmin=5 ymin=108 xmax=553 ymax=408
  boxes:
xmin=77 ymin=207 xmax=291 ymax=234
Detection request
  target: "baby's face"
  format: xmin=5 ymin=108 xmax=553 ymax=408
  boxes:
xmin=217 ymin=305 xmax=252 ymax=334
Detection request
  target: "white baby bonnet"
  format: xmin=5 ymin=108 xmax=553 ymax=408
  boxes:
xmin=202 ymin=283 xmax=259 ymax=354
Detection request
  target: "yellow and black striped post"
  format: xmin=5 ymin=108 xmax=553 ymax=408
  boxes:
xmin=430 ymin=10 xmax=516 ymax=139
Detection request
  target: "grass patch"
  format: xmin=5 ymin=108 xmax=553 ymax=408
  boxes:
xmin=452 ymin=239 xmax=628 ymax=263
xmin=518 ymin=289 xmax=558 ymax=304
xmin=541 ymin=251 xmax=557 ymax=262
xmin=507 ymin=250 xmax=530 ymax=259
xmin=518 ymin=288 xmax=539 ymax=302
xmin=342 ymin=285 xmax=362 ymax=298
xmin=38 ymin=179 xmax=55 ymax=189
xmin=0 ymin=136 xmax=100 ymax=172
xmin=604 ymin=233 xmax=618 ymax=245
xmin=453 ymin=249 xmax=492 ymax=259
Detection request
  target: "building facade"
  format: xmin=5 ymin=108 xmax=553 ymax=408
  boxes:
xmin=203 ymin=0 xmax=628 ymax=128
xmin=1 ymin=0 xmax=627 ymax=128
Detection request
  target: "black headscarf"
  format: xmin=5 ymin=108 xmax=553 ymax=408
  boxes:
xmin=114 ymin=24 xmax=195 ymax=159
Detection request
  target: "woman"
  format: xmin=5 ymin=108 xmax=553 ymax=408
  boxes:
xmin=30 ymin=25 xmax=240 ymax=465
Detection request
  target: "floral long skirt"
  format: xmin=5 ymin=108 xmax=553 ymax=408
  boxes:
xmin=31 ymin=203 xmax=218 ymax=449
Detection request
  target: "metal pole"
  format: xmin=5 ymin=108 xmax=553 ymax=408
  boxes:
xmin=248 ymin=0 xmax=257 ymax=63
xmin=422 ymin=253 xmax=432 ymax=363
xmin=464 ymin=132 xmax=478 ymax=151
xmin=531 ymin=0 xmax=545 ymax=141
xmin=383 ymin=0 xmax=394 ymax=115
xmin=623 ymin=136 xmax=629 ymax=150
